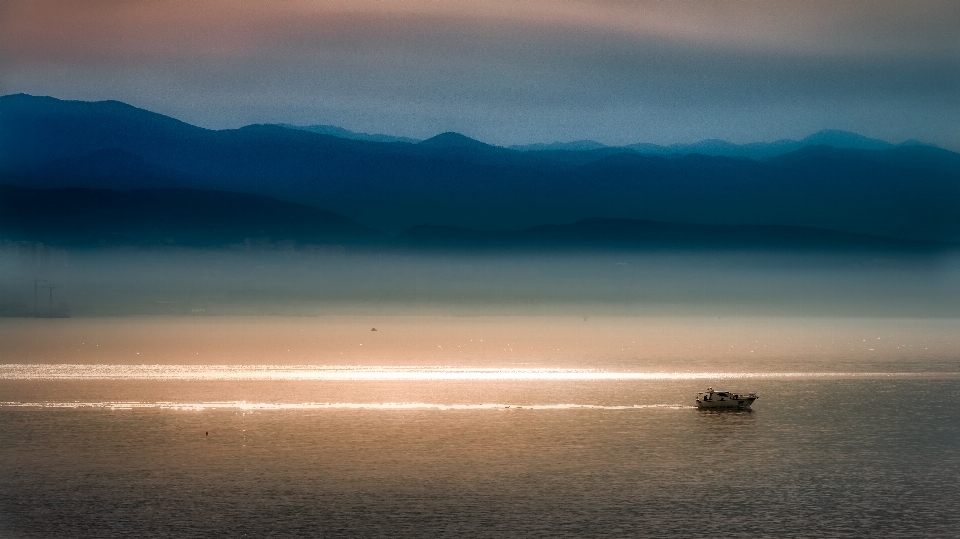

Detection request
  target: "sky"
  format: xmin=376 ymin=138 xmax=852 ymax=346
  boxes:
xmin=1 ymin=0 xmax=959 ymax=148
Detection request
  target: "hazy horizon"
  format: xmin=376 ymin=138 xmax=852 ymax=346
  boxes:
xmin=3 ymin=247 xmax=960 ymax=318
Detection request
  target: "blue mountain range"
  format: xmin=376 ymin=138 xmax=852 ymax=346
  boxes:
xmin=2 ymin=93 xmax=959 ymax=246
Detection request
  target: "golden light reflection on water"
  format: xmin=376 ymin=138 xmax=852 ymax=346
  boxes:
xmin=1 ymin=364 xmax=953 ymax=381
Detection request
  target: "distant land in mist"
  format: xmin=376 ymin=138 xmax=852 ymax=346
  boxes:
xmin=1 ymin=184 xmax=948 ymax=252
xmin=0 ymin=185 xmax=383 ymax=248
xmin=2 ymin=93 xmax=960 ymax=246
xmin=508 ymin=130 xmax=932 ymax=159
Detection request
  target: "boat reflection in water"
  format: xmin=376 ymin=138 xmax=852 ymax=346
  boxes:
xmin=696 ymin=387 xmax=757 ymax=410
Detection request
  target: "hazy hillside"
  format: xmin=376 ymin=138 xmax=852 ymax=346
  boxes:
xmin=0 ymin=185 xmax=382 ymax=248
xmin=6 ymin=182 xmax=949 ymax=252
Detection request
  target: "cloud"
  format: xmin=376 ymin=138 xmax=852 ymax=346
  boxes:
xmin=2 ymin=0 xmax=958 ymax=147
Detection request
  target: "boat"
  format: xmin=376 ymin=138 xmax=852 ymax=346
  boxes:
xmin=696 ymin=387 xmax=757 ymax=409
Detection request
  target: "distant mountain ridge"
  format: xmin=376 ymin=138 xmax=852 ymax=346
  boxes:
xmin=2 ymin=94 xmax=959 ymax=242
xmin=509 ymin=140 xmax=609 ymax=152
xmin=279 ymin=123 xmax=929 ymax=160
xmin=275 ymin=123 xmax=419 ymax=144
xmin=511 ymin=129 xmax=934 ymax=160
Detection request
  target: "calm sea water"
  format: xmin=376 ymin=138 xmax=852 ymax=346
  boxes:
xmin=2 ymin=317 xmax=960 ymax=537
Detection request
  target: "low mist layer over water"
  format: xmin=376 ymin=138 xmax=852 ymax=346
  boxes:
xmin=3 ymin=248 xmax=960 ymax=317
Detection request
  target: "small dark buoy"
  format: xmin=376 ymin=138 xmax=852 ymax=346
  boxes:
xmin=205 ymin=431 xmax=208 ymax=436
xmin=371 ymin=327 xmax=377 ymax=331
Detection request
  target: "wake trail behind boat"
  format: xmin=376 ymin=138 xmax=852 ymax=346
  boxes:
xmin=0 ymin=401 xmax=697 ymax=411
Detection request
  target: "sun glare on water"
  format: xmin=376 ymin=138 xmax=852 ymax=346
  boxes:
xmin=0 ymin=364 xmax=949 ymax=381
